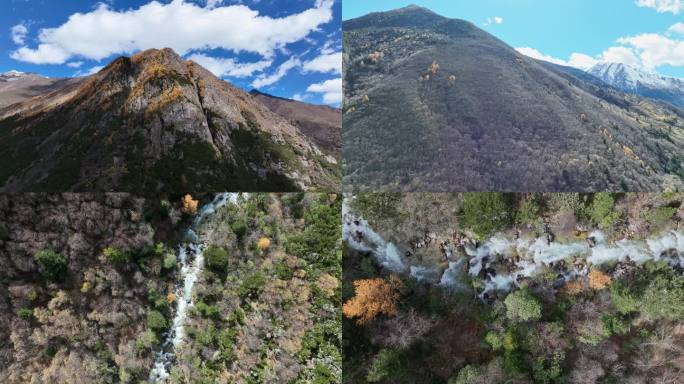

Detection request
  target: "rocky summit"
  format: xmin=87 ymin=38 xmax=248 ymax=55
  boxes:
xmin=0 ymin=48 xmax=340 ymax=193
xmin=343 ymin=5 xmax=684 ymax=192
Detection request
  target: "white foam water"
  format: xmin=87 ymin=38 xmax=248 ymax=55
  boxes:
xmin=149 ymin=193 xmax=238 ymax=382
xmin=470 ymin=230 xmax=684 ymax=296
xmin=342 ymin=199 xmax=408 ymax=273
xmin=343 ymin=199 xmax=684 ymax=298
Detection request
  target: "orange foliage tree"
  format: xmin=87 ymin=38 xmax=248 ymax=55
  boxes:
xmin=588 ymin=269 xmax=612 ymax=290
xmin=343 ymin=276 xmax=402 ymax=325
xmin=182 ymin=194 xmax=199 ymax=215
xmin=257 ymin=237 xmax=271 ymax=251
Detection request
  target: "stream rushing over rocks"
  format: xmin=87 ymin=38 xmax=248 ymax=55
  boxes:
xmin=149 ymin=193 xmax=239 ymax=382
xmin=343 ymin=200 xmax=684 ymax=298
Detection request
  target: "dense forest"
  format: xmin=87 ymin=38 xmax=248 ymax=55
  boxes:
xmin=343 ymin=193 xmax=684 ymax=383
xmin=0 ymin=193 xmax=342 ymax=383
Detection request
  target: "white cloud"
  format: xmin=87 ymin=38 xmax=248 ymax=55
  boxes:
xmin=251 ymin=56 xmax=301 ymax=88
xmin=306 ymin=78 xmax=341 ymax=104
xmin=11 ymin=24 xmax=28 ymax=45
xmin=600 ymin=46 xmax=641 ymax=67
xmin=187 ymin=53 xmax=271 ymax=77
xmin=11 ymin=0 xmax=334 ymax=64
xmin=302 ymin=51 xmax=341 ymax=74
xmin=635 ymin=0 xmax=684 ymax=14
xmin=11 ymin=44 xmax=70 ymax=64
xmin=617 ymin=33 xmax=684 ymax=68
xmin=515 ymin=47 xmax=570 ymax=66
xmin=567 ymin=53 xmax=600 ymax=70
xmin=66 ymin=61 xmax=84 ymax=68
xmin=668 ymin=22 xmax=684 ymax=35
xmin=516 ymin=46 xmax=638 ymax=70
xmin=484 ymin=16 xmax=504 ymax=26
xmin=292 ymin=93 xmax=308 ymax=101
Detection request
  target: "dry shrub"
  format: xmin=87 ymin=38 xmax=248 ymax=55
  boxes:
xmin=371 ymin=309 xmax=434 ymax=349
xmin=588 ymin=269 xmax=612 ymax=290
xmin=564 ymin=280 xmax=584 ymax=296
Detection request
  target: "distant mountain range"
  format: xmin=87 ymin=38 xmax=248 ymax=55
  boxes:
xmin=0 ymin=71 xmax=82 ymax=109
xmin=586 ymin=62 xmax=684 ymax=109
xmin=0 ymin=49 xmax=340 ymax=192
xmin=343 ymin=5 xmax=684 ymax=192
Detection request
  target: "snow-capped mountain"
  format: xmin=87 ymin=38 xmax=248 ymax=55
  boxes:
xmin=0 ymin=70 xmax=47 ymax=82
xmin=587 ymin=62 xmax=684 ymax=109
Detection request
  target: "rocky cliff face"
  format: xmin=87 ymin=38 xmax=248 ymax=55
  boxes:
xmin=0 ymin=49 xmax=340 ymax=192
xmin=0 ymin=193 xmax=180 ymax=383
xmin=250 ymin=89 xmax=342 ymax=155
xmin=343 ymin=6 xmax=684 ymax=192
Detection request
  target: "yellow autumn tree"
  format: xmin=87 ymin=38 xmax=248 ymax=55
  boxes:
xmin=588 ymin=269 xmax=612 ymax=290
xmin=257 ymin=237 xmax=271 ymax=251
xmin=428 ymin=60 xmax=440 ymax=74
xmin=182 ymin=194 xmax=199 ymax=215
xmin=343 ymin=276 xmax=402 ymax=325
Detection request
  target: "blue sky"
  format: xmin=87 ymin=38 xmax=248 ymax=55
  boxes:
xmin=1 ymin=0 xmax=342 ymax=105
xmin=344 ymin=0 xmax=684 ymax=78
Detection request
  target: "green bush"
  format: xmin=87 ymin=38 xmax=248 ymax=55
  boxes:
xmin=645 ymin=206 xmax=677 ymax=228
xmin=274 ymin=262 xmax=294 ymax=280
xmin=163 ymin=252 xmax=177 ymax=269
xmin=641 ymin=273 xmax=684 ymax=320
xmin=610 ymin=280 xmax=640 ymax=315
xmin=285 ymin=197 xmax=341 ymax=270
xmin=504 ymin=290 xmax=542 ymax=323
xmin=516 ymin=196 xmax=540 ymax=225
xmin=160 ymin=199 xmax=171 ymax=217
xmin=601 ymin=314 xmax=630 ymax=336
xmin=589 ymin=193 xmax=621 ymax=229
xmin=218 ymin=328 xmax=237 ymax=361
xmin=485 ymin=331 xmax=503 ymax=351
xmin=503 ymin=349 xmax=527 ymax=375
xmin=609 ymin=264 xmax=684 ymax=321
xmin=449 ymin=365 xmax=483 ymax=384
xmin=147 ymin=310 xmax=168 ymax=332
xmin=45 ymin=345 xmax=58 ymax=357
xmin=204 ymin=246 xmax=229 ymax=271
xmin=238 ymin=272 xmax=266 ymax=298
xmin=35 ymin=249 xmax=67 ymax=282
xmin=104 ymin=247 xmax=129 ymax=264
xmin=17 ymin=307 xmax=33 ymax=319
xmin=135 ymin=329 xmax=159 ymax=352
xmin=460 ymin=193 xmax=514 ymax=238
xmin=366 ymin=349 xmax=406 ymax=382
xmin=230 ymin=221 xmax=248 ymax=239
xmin=532 ymin=352 xmax=564 ymax=383
xmin=195 ymin=324 xmax=216 ymax=346
xmin=195 ymin=301 xmax=219 ymax=318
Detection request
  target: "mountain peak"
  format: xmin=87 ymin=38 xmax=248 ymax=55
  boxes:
xmin=396 ymin=4 xmax=434 ymax=13
xmin=343 ymin=5 xmax=483 ymax=39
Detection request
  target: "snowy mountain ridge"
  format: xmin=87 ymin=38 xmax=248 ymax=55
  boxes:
xmin=587 ymin=62 xmax=684 ymax=108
